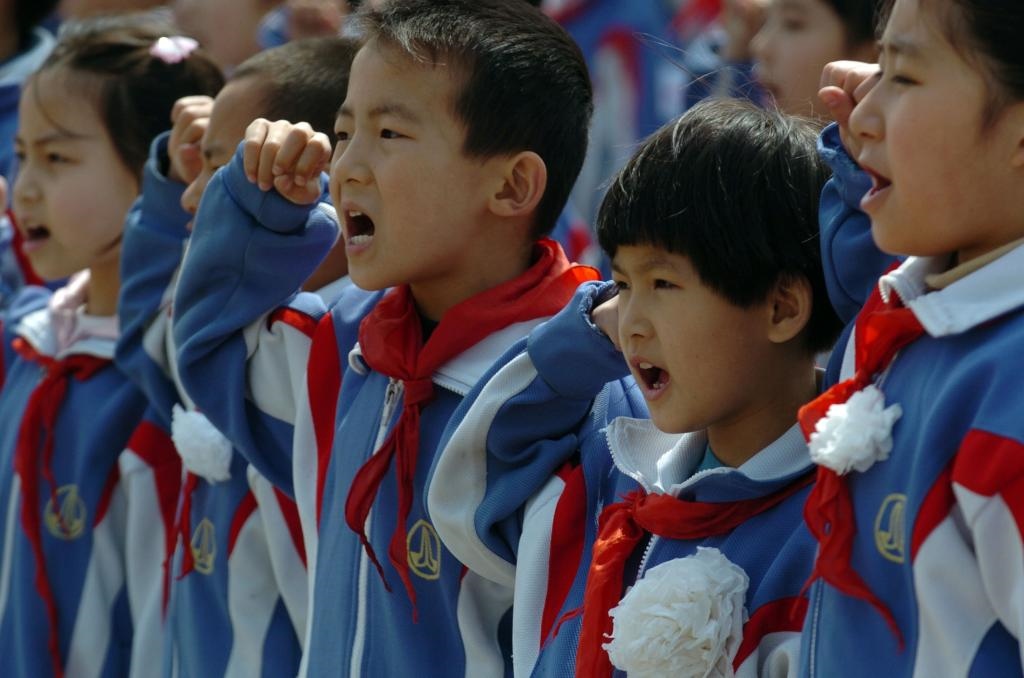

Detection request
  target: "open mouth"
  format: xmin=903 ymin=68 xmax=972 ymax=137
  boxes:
xmin=863 ymin=166 xmax=892 ymax=196
xmin=24 ymin=225 xmax=50 ymax=242
xmin=344 ymin=209 xmax=375 ymax=246
xmin=634 ymin=359 xmax=669 ymax=395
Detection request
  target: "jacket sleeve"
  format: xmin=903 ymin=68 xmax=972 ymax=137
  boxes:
xmin=818 ymin=123 xmax=899 ymax=324
xmin=172 ymin=142 xmax=338 ymax=494
xmin=428 ymin=280 xmax=645 ymax=587
xmin=115 ymin=133 xmax=191 ymax=430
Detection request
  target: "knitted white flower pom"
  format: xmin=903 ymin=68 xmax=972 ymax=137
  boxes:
xmin=171 ymin=404 xmax=232 ymax=483
xmin=808 ymin=384 xmax=902 ymax=475
xmin=604 ymin=547 xmax=749 ymax=678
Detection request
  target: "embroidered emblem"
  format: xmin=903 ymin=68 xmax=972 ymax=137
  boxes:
xmin=406 ymin=519 xmax=441 ymax=580
xmin=874 ymin=494 xmax=907 ymax=563
xmin=191 ymin=518 xmax=217 ymax=575
xmin=44 ymin=485 xmax=87 ymax=540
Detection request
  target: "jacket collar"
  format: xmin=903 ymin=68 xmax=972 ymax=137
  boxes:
xmin=879 ymin=242 xmax=1024 ymax=337
xmin=606 ymin=417 xmax=810 ymax=497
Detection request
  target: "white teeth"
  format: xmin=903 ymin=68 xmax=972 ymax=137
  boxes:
xmin=348 ymin=234 xmax=373 ymax=245
xmin=638 ymin=362 xmax=654 ymax=369
xmin=347 ymin=210 xmax=363 ymax=218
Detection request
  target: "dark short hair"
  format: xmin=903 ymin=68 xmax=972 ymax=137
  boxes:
xmin=825 ymin=0 xmax=883 ymax=46
xmin=32 ymin=14 xmax=224 ymax=179
xmin=15 ymin=0 xmax=59 ymax=46
xmin=351 ymin=0 xmax=593 ymax=236
xmin=231 ymin=36 xmax=362 ymax=139
xmin=598 ymin=98 xmax=841 ymax=353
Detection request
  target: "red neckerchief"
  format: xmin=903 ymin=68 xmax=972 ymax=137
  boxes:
xmin=797 ymin=284 xmax=925 ymax=649
xmin=345 ymin=238 xmax=598 ymax=619
xmin=12 ymin=337 xmax=111 ymax=678
xmin=575 ymin=475 xmax=814 ymax=678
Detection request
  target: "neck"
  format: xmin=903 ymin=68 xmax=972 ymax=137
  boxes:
xmin=411 ymin=235 xmax=534 ymax=322
xmin=85 ymin=257 xmax=121 ymax=316
xmin=706 ymin=358 xmax=818 ymax=468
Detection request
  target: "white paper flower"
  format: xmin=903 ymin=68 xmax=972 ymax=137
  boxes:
xmin=171 ymin=404 xmax=232 ymax=483
xmin=603 ymin=547 xmax=749 ymax=678
xmin=808 ymin=384 xmax=902 ymax=475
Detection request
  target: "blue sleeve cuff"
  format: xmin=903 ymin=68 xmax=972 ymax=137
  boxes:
xmin=817 ymin=124 xmax=872 ymax=209
xmin=528 ymin=280 xmax=629 ymax=399
xmin=220 ymin=141 xmax=331 ymax=235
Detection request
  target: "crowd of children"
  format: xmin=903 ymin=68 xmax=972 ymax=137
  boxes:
xmin=1 ymin=0 xmax=1024 ymax=676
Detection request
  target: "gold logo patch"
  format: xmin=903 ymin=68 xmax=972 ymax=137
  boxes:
xmin=407 ymin=519 xmax=441 ymax=580
xmin=44 ymin=485 xmax=86 ymax=540
xmin=874 ymin=493 xmax=907 ymax=563
xmin=191 ymin=518 xmax=216 ymax=575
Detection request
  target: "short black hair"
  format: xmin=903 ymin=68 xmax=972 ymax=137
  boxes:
xmin=34 ymin=13 xmax=224 ymax=178
xmin=15 ymin=0 xmax=59 ymax=47
xmin=351 ymin=0 xmax=593 ymax=236
xmin=598 ymin=98 xmax=841 ymax=353
xmin=231 ymin=36 xmax=362 ymax=139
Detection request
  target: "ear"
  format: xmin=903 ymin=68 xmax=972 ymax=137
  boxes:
xmin=1006 ymin=102 xmax=1024 ymax=170
xmin=765 ymin=274 xmax=813 ymax=345
xmin=488 ymin=151 xmax=547 ymax=219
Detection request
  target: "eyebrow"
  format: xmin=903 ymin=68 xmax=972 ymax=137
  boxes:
xmin=16 ymin=130 xmax=91 ymax=148
xmin=337 ymin=101 xmax=422 ymax=124
xmin=611 ymin=254 xmax=681 ymax=276
xmin=880 ymin=36 xmax=924 ymax=59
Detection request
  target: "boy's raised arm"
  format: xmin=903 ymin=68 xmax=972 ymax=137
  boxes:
xmin=172 ymin=130 xmax=337 ymax=494
xmin=428 ymin=280 xmax=645 ymax=583
xmin=116 ymin=132 xmax=198 ymax=428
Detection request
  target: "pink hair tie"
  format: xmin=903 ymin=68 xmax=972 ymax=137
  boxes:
xmin=150 ymin=36 xmax=200 ymax=64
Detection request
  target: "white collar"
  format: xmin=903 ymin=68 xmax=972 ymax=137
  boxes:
xmin=606 ymin=417 xmax=809 ymax=495
xmin=879 ymin=242 xmax=1024 ymax=337
xmin=15 ymin=273 xmax=118 ymax=360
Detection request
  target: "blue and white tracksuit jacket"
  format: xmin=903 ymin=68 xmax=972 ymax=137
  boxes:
xmin=171 ymin=142 xmax=563 ymax=676
xmin=0 ymin=282 xmax=170 ymax=677
xmin=799 ymin=132 xmax=1024 ymax=677
xmin=116 ymin=135 xmax=316 ymax=677
xmin=430 ymin=281 xmax=817 ymax=677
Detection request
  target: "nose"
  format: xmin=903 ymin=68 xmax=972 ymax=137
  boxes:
xmin=12 ymin=165 xmax=40 ymax=213
xmin=750 ymin=19 xmax=773 ymax=65
xmin=617 ymin=291 xmax=652 ymax=347
xmin=849 ymin=76 xmax=884 ymax=143
xmin=331 ymin=135 xmax=371 ymax=189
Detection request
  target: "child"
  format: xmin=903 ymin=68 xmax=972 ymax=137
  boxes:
xmin=750 ymin=0 xmax=878 ymax=118
xmin=171 ymin=0 xmax=597 ymax=674
xmin=0 ymin=14 xmax=222 ymax=677
xmin=798 ymin=0 xmax=1024 ymax=674
xmin=116 ymin=37 xmax=361 ymax=676
xmin=429 ymin=97 xmax=842 ymax=676
xmin=173 ymin=0 xmax=284 ymax=72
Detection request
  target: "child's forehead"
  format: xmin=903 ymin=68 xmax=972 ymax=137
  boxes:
xmin=346 ymin=40 xmax=464 ymax=107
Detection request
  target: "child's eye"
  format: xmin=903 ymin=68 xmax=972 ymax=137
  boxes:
xmin=335 ymin=130 xmax=350 ymax=143
xmin=13 ymin=150 xmax=25 ymax=163
xmin=613 ymin=280 xmax=630 ymax=293
xmin=45 ymin=152 xmax=69 ymax=164
xmin=380 ymin=129 xmax=402 ymax=140
xmin=880 ymin=69 xmax=916 ymax=86
xmin=653 ymin=279 xmax=677 ymax=290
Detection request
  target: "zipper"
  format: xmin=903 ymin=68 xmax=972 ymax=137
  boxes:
xmin=635 ymin=533 xmax=659 ymax=582
xmin=806 ymin=578 xmax=824 ymax=677
xmin=349 ymin=377 xmax=402 ymax=678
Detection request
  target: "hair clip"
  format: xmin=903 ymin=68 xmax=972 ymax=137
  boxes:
xmin=149 ymin=36 xmax=200 ymax=64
